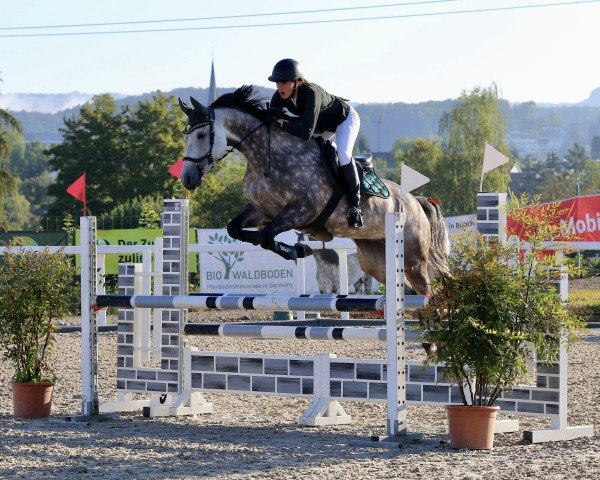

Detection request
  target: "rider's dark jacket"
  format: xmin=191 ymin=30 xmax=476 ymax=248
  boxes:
xmin=270 ymin=82 xmax=350 ymax=141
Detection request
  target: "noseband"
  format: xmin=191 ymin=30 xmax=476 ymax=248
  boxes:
xmin=183 ymin=107 xmax=268 ymax=174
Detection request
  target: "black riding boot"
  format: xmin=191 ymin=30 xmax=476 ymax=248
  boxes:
xmin=340 ymin=162 xmax=364 ymax=229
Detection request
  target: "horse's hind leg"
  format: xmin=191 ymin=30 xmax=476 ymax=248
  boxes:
xmin=227 ymin=203 xmax=269 ymax=245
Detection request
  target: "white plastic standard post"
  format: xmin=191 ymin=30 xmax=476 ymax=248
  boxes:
xmin=97 ymin=253 xmax=107 ymax=327
xmin=384 ymin=211 xmax=407 ymax=437
xmin=152 ymin=237 xmax=163 ymax=357
xmin=66 ymin=216 xmax=115 ymax=422
xmin=80 ymin=216 xmax=97 ymax=417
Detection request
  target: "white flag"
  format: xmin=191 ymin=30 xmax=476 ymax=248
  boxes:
xmin=400 ymin=164 xmax=430 ymax=197
xmin=482 ymin=143 xmax=509 ymax=174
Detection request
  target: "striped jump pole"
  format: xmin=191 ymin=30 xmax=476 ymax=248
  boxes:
xmin=186 ymin=292 xmax=428 ymax=309
xmin=95 ymin=294 xmax=385 ymax=313
xmin=185 ymin=324 xmax=385 ymax=342
xmin=183 ymin=323 xmax=423 ymax=343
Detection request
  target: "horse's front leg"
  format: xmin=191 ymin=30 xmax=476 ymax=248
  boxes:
xmin=227 ymin=203 xmax=269 ymax=245
xmin=259 ymin=206 xmax=314 ymax=261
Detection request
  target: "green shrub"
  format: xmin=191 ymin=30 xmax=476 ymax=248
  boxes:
xmin=420 ymin=195 xmax=585 ymax=406
xmin=0 ymin=246 xmax=74 ymax=382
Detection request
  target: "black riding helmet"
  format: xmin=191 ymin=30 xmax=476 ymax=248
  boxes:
xmin=268 ymin=58 xmax=303 ymax=82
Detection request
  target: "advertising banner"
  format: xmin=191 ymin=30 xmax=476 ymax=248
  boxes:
xmin=508 ymin=194 xmax=600 ymax=243
xmin=75 ymin=228 xmax=198 ymax=274
xmin=444 ymin=214 xmax=478 ymax=237
xmin=196 ymin=229 xmax=321 ymax=294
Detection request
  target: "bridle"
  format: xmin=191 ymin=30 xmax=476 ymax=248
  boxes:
xmin=182 ymin=107 xmax=268 ymax=175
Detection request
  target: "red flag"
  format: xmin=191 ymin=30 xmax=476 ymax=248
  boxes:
xmin=168 ymin=157 xmax=184 ymax=179
xmin=67 ymin=173 xmax=87 ymax=216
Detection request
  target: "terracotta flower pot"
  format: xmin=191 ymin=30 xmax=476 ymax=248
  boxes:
xmin=446 ymin=404 xmax=500 ymax=450
xmin=11 ymin=381 xmax=55 ymax=419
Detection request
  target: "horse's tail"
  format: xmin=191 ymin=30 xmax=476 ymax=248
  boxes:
xmin=415 ymin=196 xmax=450 ymax=279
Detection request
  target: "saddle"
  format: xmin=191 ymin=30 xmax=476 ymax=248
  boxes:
xmin=313 ymin=137 xmax=390 ymax=199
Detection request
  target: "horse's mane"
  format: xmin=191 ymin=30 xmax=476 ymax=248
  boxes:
xmin=210 ymin=85 xmax=268 ymax=123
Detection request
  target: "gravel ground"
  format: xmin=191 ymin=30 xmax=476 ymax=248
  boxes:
xmin=1 ymin=307 xmax=599 ymax=479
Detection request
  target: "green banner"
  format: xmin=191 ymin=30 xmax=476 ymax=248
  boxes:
xmin=0 ymin=231 xmax=68 ymax=247
xmin=75 ymin=228 xmax=198 ymax=274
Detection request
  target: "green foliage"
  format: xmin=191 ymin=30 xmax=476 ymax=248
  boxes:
xmin=139 ymin=202 xmax=161 ymax=229
xmin=392 ymin=137 xmax=444 ymax=197
xmin=47 ymin=94 xmax=126 ymax=218
xmin=190 ymin=157 xmax=247 ymax=228
xmin=46 ymin=93 xmax=185 ymax=221
xmin=0 ymin=106 xmax=22 ymax=230
xmin=98 ymin=194 xmax=163 ymax=229
xmin=437 ymin=84 xmax=510 ymax=215
xmin=522 ymin=143 xmax=600 ymax=202
xmin=420 ymin=194 xmax=585 ymax=406
xmin=124 ymin=91 xmax=187 ymax=197
xmin=9 ymin=139 xmax=53 ymax=224
xmin=591 ymin=135 xmax=600 ymax=160
xmin=62 ymin=212 xmax=75 ymax=244
xmin=0 ymin=247 xmax=75 ymax=382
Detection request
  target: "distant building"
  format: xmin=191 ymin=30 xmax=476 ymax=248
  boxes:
xmin=208 ymin=58 xmax=218 ymax=105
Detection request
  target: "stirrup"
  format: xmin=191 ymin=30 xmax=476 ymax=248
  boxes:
xmin=348 ymin=206 xmax=364 ymax=229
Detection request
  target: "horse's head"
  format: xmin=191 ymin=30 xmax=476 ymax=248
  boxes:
xmin=179 ymin=97 xmax=228 ymax=190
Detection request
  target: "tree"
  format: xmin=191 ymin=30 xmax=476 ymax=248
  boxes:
xmin=8 ymin=137 xmax=53 ymax=220
xmin=124 ymin=91 xmax=186 ymax=197
xmin=534 ymin=145 xmax=600 ymax=202
xmin=0 ymin=98 xmax=22 ymax=229
xmin=591 ymin=135 xmax=600 ymax=160
xmin=437 ymin=84 xmax=510 ymax=215
xmin=190 ymin=158 xmax=247 ymax=228
xmin=392 ymin=138 xmax=444 ymax=197
xmin=98 ymin=194 xmax=163 ymax=229
xmin=46 ymin=92 xmax=186 ymax=221
xmin=139 ymin=202 xmax=161 ymax=228
xmin=47 ymin=94 xmax=126 ymax=219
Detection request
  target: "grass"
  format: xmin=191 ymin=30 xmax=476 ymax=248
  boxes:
xmin=569 ymin=289 xmax=600 ymax=320
xmin=569 ymin=289 xmax=600 ymax=307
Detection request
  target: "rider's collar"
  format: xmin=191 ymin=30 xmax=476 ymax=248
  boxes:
xmin=183 ymin=106 xmax=214 ymax=134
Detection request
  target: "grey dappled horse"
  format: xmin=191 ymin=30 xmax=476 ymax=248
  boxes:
xmin=179 ymin=86 xmax=449 ymax=295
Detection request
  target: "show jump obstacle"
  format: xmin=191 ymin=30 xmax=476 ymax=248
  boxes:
xmin=76 ymin=190 xmax=593 ymax=444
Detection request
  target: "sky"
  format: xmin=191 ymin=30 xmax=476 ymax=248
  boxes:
xmin=0 ymin=0 xmax=599 ymax=104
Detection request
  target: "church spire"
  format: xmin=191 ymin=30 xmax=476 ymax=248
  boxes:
xmin=208 ymin=56 xmax=217 ymax=105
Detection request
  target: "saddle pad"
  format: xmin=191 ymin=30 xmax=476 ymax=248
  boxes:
xmin=361 ymin=169 xmax=390 ymax=199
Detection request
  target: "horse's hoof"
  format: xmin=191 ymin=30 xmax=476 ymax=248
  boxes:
xmin=273 ymin=241 xmax=297 ymax=262
xmin=294 ymin=243 xmax=313 ymax=258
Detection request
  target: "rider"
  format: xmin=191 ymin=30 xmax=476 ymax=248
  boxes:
xmin=268 ymin=58 xmax=364 ymax=229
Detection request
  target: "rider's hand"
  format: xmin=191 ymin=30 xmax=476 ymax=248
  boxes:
xmin=276 ymin=119 xmax=285 ymax=128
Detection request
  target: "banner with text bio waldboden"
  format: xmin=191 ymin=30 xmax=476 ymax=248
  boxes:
xmin=196 ymin=229 xmax=319 ymax=294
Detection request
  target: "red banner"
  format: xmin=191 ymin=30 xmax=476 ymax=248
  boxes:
xmin=507 ymin=194 xmax=600 ymax=242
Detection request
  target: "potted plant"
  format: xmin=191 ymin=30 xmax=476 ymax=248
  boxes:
xmin=0 ymin=245 xmax=74 ymax=418
xmin=419 ymin=195 xmax=585 ymax=449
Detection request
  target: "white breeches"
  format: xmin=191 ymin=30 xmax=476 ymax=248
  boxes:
xmin=314 ymin=105 xmax=360 ymax=166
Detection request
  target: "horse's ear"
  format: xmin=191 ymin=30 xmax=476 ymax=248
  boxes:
xmin=178 ymin=98 xmax=192 ymax=115
xmin=190 ymin=96 xmax=211 ymax=119
xmin=190 ymin=96 xmax=204 ymax=111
